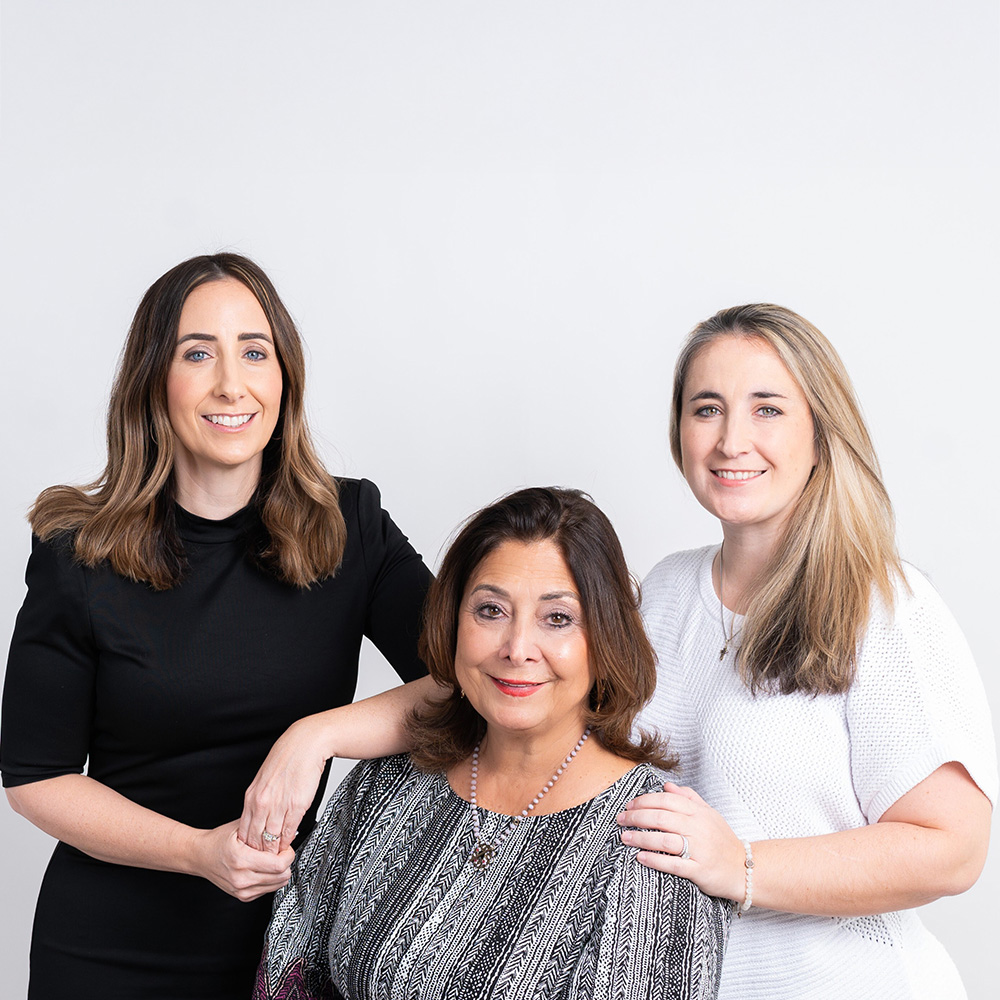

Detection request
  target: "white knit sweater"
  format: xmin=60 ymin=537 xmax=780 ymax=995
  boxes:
xmin=640 ymin=545 xmax=998 ymax=1000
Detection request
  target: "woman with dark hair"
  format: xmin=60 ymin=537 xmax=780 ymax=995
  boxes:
xmin=254 ymin=487 xmax=728 ymax=1000
xmin=1 ymin=254 xmax=433 ymax=999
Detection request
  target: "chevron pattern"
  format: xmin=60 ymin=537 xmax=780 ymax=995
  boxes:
xmin=254 ymin=755 xmax=729 ymax=999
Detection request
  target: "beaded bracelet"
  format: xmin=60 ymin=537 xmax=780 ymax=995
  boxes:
xmin=738 ymin=840 xmax=754 ymax=916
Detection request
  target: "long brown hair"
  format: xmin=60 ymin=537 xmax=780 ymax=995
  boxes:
xmin=670 ymin=304 xmax=904 ymax=695
xmin=408 ymin=487 xmax=675 ymax=771
xmin=30 ymin=253 xmax=346 ymax=589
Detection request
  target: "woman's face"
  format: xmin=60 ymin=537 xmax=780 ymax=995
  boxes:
xmin=454 ymin=538 xmax=592 ymax=742
xmin=679 ymin=335 xmax=818 ymax=538
xmin=166 ymin=278 xmax=283 ymax=488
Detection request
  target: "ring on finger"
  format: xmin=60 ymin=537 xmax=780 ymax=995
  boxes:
xmin=262 ymin=831 xmax=280 ymax=843
xmin=679 ymin=835 xmax=690 ymax=860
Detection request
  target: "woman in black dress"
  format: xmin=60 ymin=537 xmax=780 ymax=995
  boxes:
xmin=1 ymin=254 xmax=433 ymax=999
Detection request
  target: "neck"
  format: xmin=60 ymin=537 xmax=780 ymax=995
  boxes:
xmin=172 ymin=457 xmax=261 ymax=519
xmin=477 ymin=717 xmax=588 ymax=776
xmin=715 ymin=521 xmax=785 ymax=614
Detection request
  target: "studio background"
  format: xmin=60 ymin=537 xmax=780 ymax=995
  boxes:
xmin=1 ymin=1 xmax=996 ymax=996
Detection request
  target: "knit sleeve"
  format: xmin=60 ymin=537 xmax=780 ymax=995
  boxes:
xmin=1 ymin=534 xmax=97 ymax=788
xmin=847 ymin=567 xmax=998 ymax=823
xmin=253 ymin=758 xmax=383 ymax=1000
xmin=574 ymin=857 xmax=728 ymax=1000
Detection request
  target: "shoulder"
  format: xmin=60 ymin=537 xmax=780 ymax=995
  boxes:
xmin=332 ymin=476 xmax=378 ymax=517
xmin=860 ymin=562 xmax=972 ymax=664
xmin=603 ymin=772 xmax=731 ymax=958
xmin=848 ymin=562 xmax=997 ymax=814
xmin=23 ymin=531 xmax=90 ymax=593
xmin=642 ymin=545 xmax=714 ymax=595
xmin=640 ymin=545 xmax=715 ymax=628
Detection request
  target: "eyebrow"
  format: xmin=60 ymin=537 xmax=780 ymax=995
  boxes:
xmin=176 ymin=332 xmax=274 ymax=345
xmin=688 ymin=389 xmax=788 ymax=401
xmin=469 ymin=584 xmax=580 ymax=602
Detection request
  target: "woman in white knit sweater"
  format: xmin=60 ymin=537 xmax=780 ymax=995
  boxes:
xmin=238 ymin=304 xmax=995 ymax=999
xmin=617 ymin=304 xmax=996 ymax=999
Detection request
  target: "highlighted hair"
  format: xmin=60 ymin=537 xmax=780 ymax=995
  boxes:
xmin=670 ymin=304 xmax=904 ymax=695
xmin=30 ymin=254 xmax=346 ymax=589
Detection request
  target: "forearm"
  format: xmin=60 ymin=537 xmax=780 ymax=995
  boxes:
xmin=290 ymin=674 xmax=441 ymax=761
xmin=239 ymin=674 xmax=444 ymax=851
xmin=622 ymin=764 xmax=991 ymax=919
xmin=749 ymin=818 xmax=988 ymax=917
xmin=6 ymin=773 xmax=200 ymax=874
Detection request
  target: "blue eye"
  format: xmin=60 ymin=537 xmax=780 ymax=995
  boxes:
xmin=245 ymin=348 xmax=267 ymax=361
xmin=183 ymin=349 xmax=210 ymax=362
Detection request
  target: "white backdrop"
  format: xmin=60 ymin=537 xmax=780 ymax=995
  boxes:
xmin=1 ymin=1 xmax=997 ymax=996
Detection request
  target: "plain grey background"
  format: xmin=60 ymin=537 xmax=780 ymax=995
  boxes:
xmin=1 ymin=1 xmax=997 ymax=996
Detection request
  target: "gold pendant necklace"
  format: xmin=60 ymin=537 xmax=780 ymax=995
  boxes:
xmin=718 ymin=544 xmax=742 ymax=660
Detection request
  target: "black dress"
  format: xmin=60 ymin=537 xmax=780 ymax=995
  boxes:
xmin=0 ymin=479 xmax=431 ymax=1000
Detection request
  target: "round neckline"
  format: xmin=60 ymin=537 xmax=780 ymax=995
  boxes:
xmin=697 ymin=543 xmax=745 ymax=623
xmin=442 ymin=762 xmax=648 ymax=820
xmin=174 ymin=503 xmax=258 ymax=544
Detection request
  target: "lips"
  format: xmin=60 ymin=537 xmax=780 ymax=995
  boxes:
xmin=490 ymin=676 xmax=546 ymax=698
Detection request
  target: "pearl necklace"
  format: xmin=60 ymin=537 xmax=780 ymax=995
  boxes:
xmin=468 ymin=727 xmax=592 ymax=870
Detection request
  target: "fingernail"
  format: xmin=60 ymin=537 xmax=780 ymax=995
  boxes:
xmin=621 ymin=830 xmax=632 ymax=843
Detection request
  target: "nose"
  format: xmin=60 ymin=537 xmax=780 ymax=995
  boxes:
xmin=499 ymin=616 xmax=540 ymax=667
xmin=213 ymin=352 xmax=246 ymax=403
xmin=717 ymin=412 xmax=751 ymax=458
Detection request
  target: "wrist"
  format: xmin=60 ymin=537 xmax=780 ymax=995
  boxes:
xmin=737 ymin=840 xmax=754 ymax=914
xmin=179 ymin=825 xmax=210 ymax=879
xmin=298 ymin=711 xmax=342 ymax=763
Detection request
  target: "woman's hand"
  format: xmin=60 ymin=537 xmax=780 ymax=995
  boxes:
xmin=239 ymin=715 xmax=330 ymax=853
xmin=193 ymin=820 xmax=295 ymax=901
xmin=618 ymin=781 xmax=746 ymax=901
xmin=239 ymin=676 xmax=444 ymax=853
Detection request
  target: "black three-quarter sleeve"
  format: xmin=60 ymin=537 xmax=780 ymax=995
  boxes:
xmin=1 ymin=535 xmax=98 ymax=787
xmin=351 ymin=478 xmax=432 ymax=682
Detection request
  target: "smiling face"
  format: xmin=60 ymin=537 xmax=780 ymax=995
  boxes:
xmin=166 ymin=278 xmax=283 ymax=494
xmin=679 ymin=335 xmax=818 ymax=538
xmin=455 ymin=538 xmax=593 ymax=742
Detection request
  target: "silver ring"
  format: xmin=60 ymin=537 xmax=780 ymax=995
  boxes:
xmin=679 ymin=835 xmax=690 ymax=860
xmin=262 ymin=831 xmax=280 ymax=843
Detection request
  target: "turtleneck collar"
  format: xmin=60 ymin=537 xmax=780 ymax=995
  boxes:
xmin=174 ymin=503 xmax=258 ymax=544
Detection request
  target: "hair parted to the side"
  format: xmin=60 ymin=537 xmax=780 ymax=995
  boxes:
xmin=670 ymin=303 xmax=904 ymax=696
xmin=30 ymin=253 xmax=346 ymax=589
xmin=407 ymin=487 xmax=675 ymax=772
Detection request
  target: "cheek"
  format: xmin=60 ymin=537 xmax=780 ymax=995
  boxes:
xmin=165 ymin=371 xmax=195 ymax=426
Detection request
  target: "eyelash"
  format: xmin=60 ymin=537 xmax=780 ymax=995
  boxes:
xmin=471 ymin=603 xmax=577 ymax=628
xmin=181 ymin=347 xmax=269 ymax=362
xmin=693 ymin=404 xmax=782 ymax=418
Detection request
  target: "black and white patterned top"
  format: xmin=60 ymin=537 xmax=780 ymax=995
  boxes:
xmin=254 ymin=754 xmax=729 ymax=1000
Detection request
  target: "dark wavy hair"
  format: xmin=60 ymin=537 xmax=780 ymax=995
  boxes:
xmin=30 ymin=253 xmax=346 ymax=589
xmin=408 ymin=487 xmax=674 ymax=771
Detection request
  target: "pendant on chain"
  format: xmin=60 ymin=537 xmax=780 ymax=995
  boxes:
xmin=470 ymin=841 xmax=495 ymax=870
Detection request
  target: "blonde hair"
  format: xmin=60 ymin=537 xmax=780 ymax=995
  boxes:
xmin=670 ymin=304 xmax=904 ymax=695
xmin=31 ymin=254 xmax=346 ymax=590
